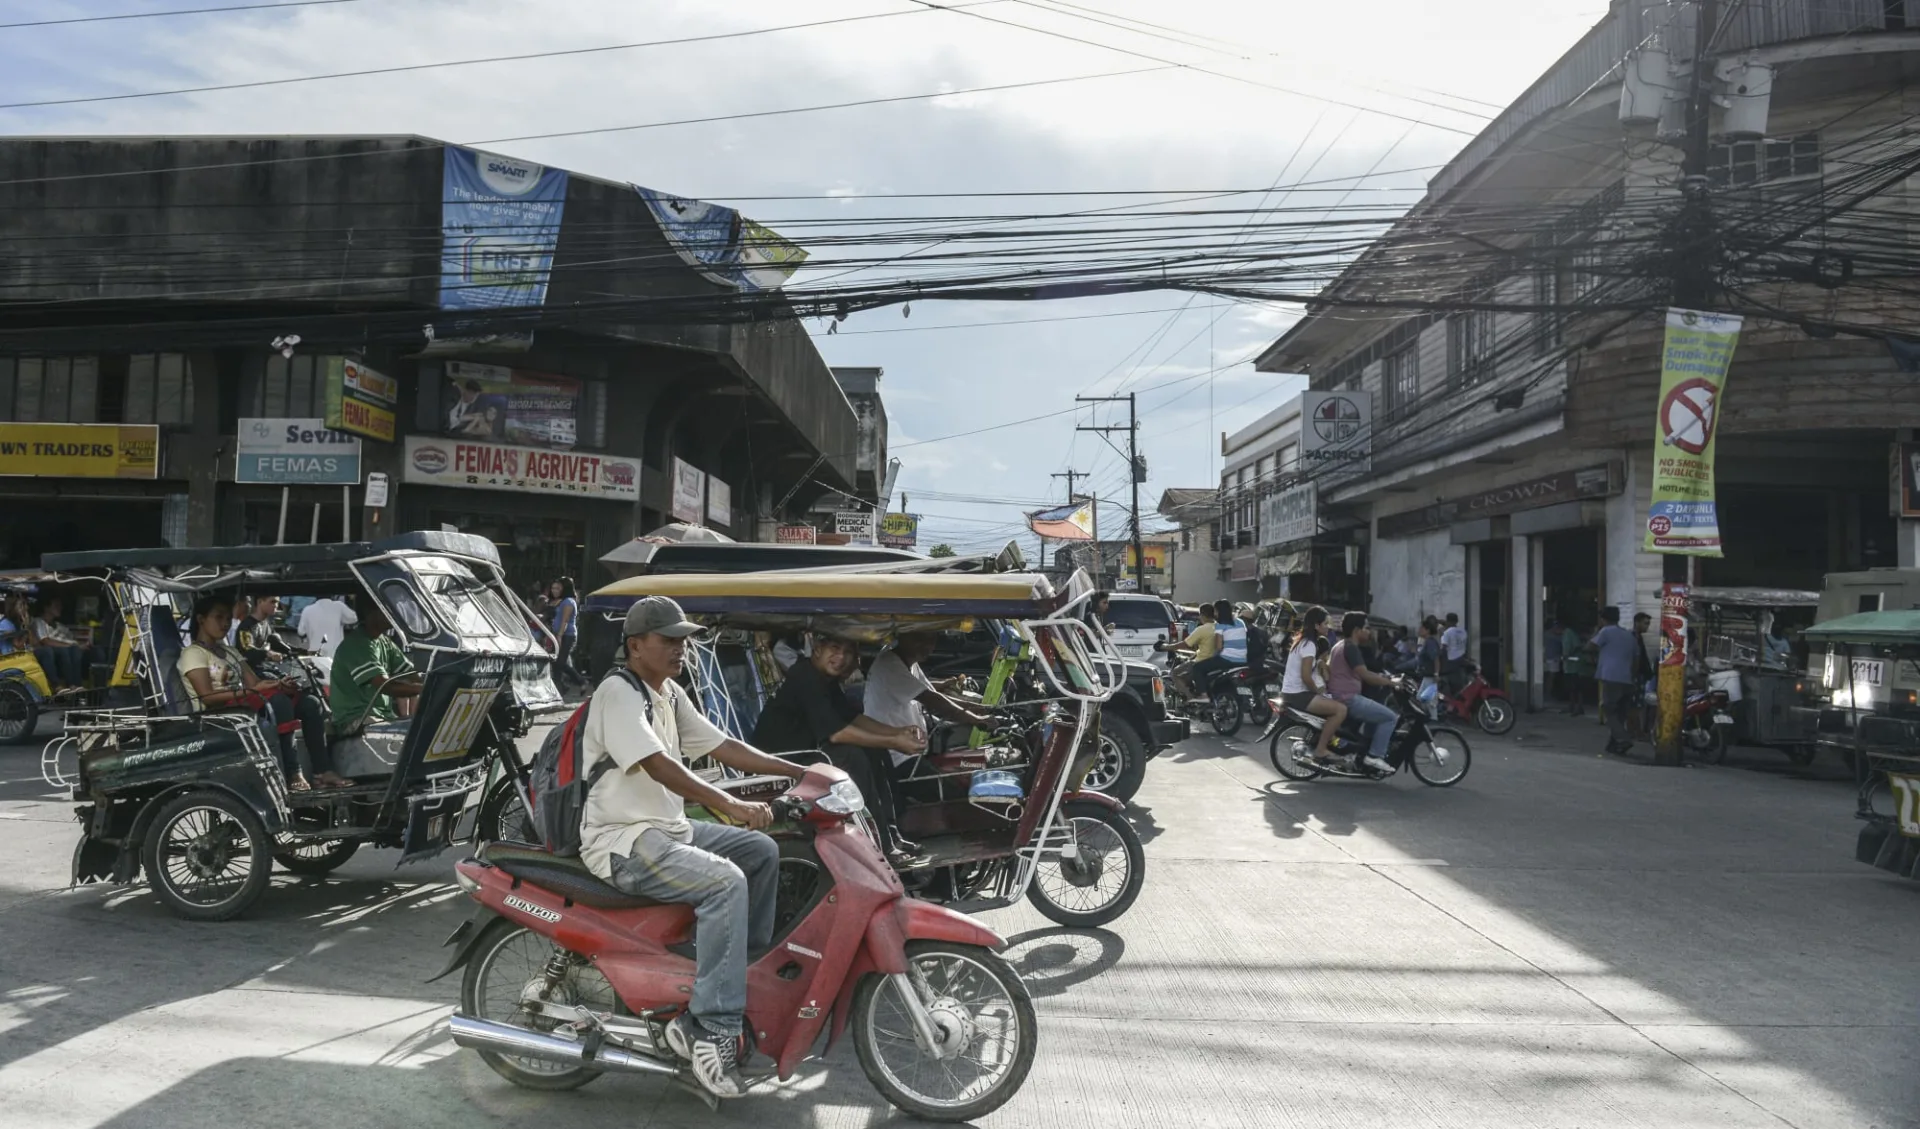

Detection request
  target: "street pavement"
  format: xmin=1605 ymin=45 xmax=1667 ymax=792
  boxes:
xmin=0 ymin=711 xmax=1914 ymax=1129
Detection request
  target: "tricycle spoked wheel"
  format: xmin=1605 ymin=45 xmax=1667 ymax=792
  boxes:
xmin=1473 ymin=696 xmax=1516 ymax=735
xmin=461 ymin=918 xmax=616 ymax=1091
xmin=1208 ymin=690 xmax=1242 ymax=737
xmin=0 ymin=680 xmax=38 ymax=745
xmin=1269 ymin=724 xmax=1325 ymax=782
xmin=853 ymin=940 xmax=1037 ymax=1122
xmin=1083 ymin=723 xmax=1146 ymax=802
xmin=1025 ymin=800 xmax=1145 ymax=927
xmin=142 ymin=791 xmax=272 ymax=921
xmin=1410 ymin=727 xmax=1472 ymax=787
xmin=476 ymin=778 xmax=537 ymax=844
xmin=272 ymin=835 xmax=360 ymax=876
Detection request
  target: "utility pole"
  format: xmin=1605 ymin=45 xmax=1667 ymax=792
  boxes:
xmin=1077 ymin=393 xmax=1145 ymax=593
xmin=1653 ymin=0 xmax=1721 ymax=767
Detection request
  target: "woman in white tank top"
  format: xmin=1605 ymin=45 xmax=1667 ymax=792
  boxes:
xmin=1280 ymin=607 xmax=1347 ymax=763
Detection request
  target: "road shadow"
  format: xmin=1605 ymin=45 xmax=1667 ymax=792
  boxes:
xmin=1122 ymin=801 xmax=1164 ymax=845
xmin=1001 ymin=926 xmax=1125 ymax=999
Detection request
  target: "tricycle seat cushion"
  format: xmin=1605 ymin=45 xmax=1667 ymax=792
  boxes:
xmin=476 ymin=842 xmax=663 ymax=910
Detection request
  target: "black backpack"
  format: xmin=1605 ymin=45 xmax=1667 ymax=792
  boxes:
xmin=525 ymin=667 xmax=652 ymax=856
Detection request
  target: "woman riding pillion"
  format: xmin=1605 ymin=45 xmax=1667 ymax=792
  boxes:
xmin=1280 ymin=606 xmax=1345 ymax=766
xmin=1326 ymin=612 xmax=1399 ymax=774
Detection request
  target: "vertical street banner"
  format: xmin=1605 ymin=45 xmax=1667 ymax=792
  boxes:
xmin=1645 ymin=308 xmax=1741 ymax=556
xmin=440 ymin=148 xmax=569 ymax=311
xmin=670 ymin=457 xmax=706 ymax=523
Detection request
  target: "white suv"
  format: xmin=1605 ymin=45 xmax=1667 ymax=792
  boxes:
xmin=1101 ymin=594 xmax=1180 ymax=668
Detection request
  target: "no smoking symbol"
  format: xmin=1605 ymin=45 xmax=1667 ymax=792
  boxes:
xmin=1660 ymin=378 xmax=1719 ymax=455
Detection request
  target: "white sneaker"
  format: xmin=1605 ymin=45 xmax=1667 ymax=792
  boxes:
xmin=1361 ymin=755 xmax=1394 ymax=774
xmin=665 ymin=1013 xmax=746 ymax=1098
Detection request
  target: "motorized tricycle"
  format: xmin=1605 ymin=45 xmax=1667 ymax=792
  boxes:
xmin=39 ymin=531 xmax=562 ymax=920
xmin=543 ymin=567 xmax=1143 ymax=928
xmin=0 ymin=569 xmax=144 ymax=745
xmin=1800 ymin=609 xmax=1920 ymax=880
xmin=1690 ymin=585 xmax=1821 ymax=765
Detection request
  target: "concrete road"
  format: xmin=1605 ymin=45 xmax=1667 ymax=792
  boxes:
xmin=0 ymin=713 xmax=1914 ymax=1129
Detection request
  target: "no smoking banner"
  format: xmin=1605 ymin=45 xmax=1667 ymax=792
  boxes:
xmin=1644 ymin=308 xmax=1741 ymax=556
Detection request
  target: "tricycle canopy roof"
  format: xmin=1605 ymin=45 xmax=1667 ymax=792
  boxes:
xmin=42 ymin=529 xmax=503 ymax=576
xmin=1802 ymin=609 xmax=1920 ymax=645
xmin=1689 ymin=586 xmax=1822 ymax=608
xmin=587 ymin=568 xmax=1084 ymax=639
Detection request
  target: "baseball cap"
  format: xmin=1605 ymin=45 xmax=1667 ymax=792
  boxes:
xmin=622 ymin=595 xmax=704 ymax=639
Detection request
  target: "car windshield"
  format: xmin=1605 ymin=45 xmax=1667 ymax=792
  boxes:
xmin=406 ymin=557 xmax=531 ymax=645
xmin=1106 ymin=599 xmax=1172 ymax=631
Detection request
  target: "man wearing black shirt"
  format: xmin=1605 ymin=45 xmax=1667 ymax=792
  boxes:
xmin=752 ymin=636 xmax=926 ymax=862
xmin=235 ymin=595 xmax=287 ymax=668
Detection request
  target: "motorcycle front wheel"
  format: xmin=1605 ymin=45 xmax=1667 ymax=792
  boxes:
xmin=1409 ymin=726 xmax=1472 ymax=787
xmin=1684 ymin=720 xmax=1727 ymax=765
xmin=460 ymin=919 xmax=618 ymax=1091
xmin=853 ymin=940 xmax=1037 ymax=1122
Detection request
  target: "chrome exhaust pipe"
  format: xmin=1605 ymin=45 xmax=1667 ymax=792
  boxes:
xmin=448 ymin=1014 xmax=677 ymax=1077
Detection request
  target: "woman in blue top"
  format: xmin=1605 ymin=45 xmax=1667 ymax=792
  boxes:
xmin=547 ymin=577 xmax=584 ymax=693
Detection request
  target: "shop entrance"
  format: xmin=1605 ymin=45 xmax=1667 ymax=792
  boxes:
xmin=1538 ymin=526 xmax=1603 ymax=705
xmin=0 ymin=499 xmax=165 ymax=568
xmin=432 ymin=511 xmax=587 ymax=599
xmin=1476 ymin=539 xmax=1509 ymax=688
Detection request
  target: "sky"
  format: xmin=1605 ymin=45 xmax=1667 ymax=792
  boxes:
xmin=1 ymin=0 xmax=1611 ymax=554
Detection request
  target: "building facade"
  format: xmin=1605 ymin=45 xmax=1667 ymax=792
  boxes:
xmin=0 ymin=136 xmax=865 ymax=590
xmin=1256 ymin=3 xmax=1920 ymax=709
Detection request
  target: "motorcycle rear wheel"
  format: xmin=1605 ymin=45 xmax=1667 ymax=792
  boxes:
xmin=1208 ymin=690 xmax=1243 ymax=737
xmin=460 ymin=919 xmax=617 ymax=1091
xmin=1684 ymin=720 xmax=1727 ymax=765
xmin=853 ymin=940 xmax=1037 ymax=1122
xmin=1473 ymin=696 xmax=1516 ymax=735
xmin=1025 ymin=801 xmax=1145 ymax=927
xmin=1268 ymin=724 xmax=1325 ymax=782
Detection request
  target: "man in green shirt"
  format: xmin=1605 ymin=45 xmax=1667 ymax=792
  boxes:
xmin=328 ymin=600 xmax=422 ymax=735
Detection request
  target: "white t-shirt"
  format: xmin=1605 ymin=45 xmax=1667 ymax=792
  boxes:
xmin=1441 ymin=625 xmax=1468 ymax=661
xmin=297 ymin=598 xmax=359 ymax=657
xmin=578 ymin=674 xmax=729 ymax=880
xmin=1280 ymin=638 xmax=1325 ymax=696
xmin=864 ymin=649 xmax=934 ymax=763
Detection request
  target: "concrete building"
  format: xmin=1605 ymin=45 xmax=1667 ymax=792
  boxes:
xmin=0 ymin=136 xmax=864 ymax=588
xmin=1256 ymin=3 xmax=1920 ymax=709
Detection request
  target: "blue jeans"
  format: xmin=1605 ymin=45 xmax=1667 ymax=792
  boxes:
xmin=609 ymin=823 xmax=780 ymax=1036
xmin=1339 ymin=693 xmax=1398 ymax=760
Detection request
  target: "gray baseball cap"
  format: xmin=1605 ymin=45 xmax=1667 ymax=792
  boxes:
xmin=623 ymin=595 xmax=704 ymax=639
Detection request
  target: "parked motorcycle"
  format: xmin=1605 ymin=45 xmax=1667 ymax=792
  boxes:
xmin=1437 ymin=661 xmax=1515 ymax=735
xmin=1682 ymin=687 xmax=1735 ymax=764
xmin=434 ymin=763 xmax=1037 ymax=1121
xmin=1263 ymin=678 xmax=1473 ymax=786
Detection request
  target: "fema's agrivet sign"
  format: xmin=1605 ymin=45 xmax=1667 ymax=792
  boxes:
xmin=235 ymin=418 xmax=362 ymax=484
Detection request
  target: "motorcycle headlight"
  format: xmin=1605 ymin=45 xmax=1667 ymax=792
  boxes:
xmin=814 ymin=778 xmax=867 ymax=815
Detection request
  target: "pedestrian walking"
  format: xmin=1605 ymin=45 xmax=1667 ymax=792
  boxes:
xmin=1630 ymin=611 xmax=1655 ymax=739
xmin=1560 ymin=620 xmax=1590 ymax=715
xmin=1590 ymin=607 xmax=1641 ymax=754
xmin=548 ymin=577 xmax=584 ymax=694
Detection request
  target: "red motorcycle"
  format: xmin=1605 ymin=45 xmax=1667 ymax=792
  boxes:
xmin=1438 ymin=661 xmax=1516 ymax=735
xmin=1682 ymin=687 xmax=1735 ymax=764
xmin=433 ymin=764 xmax=1037 ymax=1121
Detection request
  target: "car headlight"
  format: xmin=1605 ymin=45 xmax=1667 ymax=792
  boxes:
xmin=814 ymin=778 xmax=867 ymax=815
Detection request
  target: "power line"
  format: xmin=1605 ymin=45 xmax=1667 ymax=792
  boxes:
xmin=0 ymin=0 xmax=365 ymax=30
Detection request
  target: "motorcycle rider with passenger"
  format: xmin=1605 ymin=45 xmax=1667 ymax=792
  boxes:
xmin=1177 ymin=599 xmax=1246 ymax=699
xmin=1325 ymin=611 xmax=1400 ymax=774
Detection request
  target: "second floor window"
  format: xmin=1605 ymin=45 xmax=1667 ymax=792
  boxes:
xmin=124 ymin=354 xmax=194 ymax=425
xmin=0 ymin=356 xmax=101 ymax=423
xmin=260 ymin=354 xmax=334 ymax=419
xmin=1382 ymin=347 xmax=1419 ymax=414
xmin=1707 ymin=134 xmax=1819 ymax=190
xmin=1449 ymin=309 xmax=1496 ymax=389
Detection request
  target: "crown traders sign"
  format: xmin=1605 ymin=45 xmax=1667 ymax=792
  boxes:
xmin=324 ymin=358 xmax=398 ymax=442
xmin=1300 ymin=390 xmax=1372 ymax=475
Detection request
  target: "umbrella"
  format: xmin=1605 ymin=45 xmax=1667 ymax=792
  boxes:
xmin=643 ymin=523 xmax=735 ymax=544
xmin=598 ymin=525 xmax=737 ymax=578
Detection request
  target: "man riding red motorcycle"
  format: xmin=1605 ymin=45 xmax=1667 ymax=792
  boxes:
xmin=575 ymin=596 xmax=806 ymax=1098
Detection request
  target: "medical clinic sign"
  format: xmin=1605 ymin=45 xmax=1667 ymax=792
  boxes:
xmin=403 ymin=436 xmax=638 ymax=500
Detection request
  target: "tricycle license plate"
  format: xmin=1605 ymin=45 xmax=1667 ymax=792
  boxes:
xmin=1713 ymin=712 xmax=1734 ymax=725
xmin=1889 ymin=773 xmax=1920 ymax=839
xmin=1851 ymin=659 xmax=1885 ymax=686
